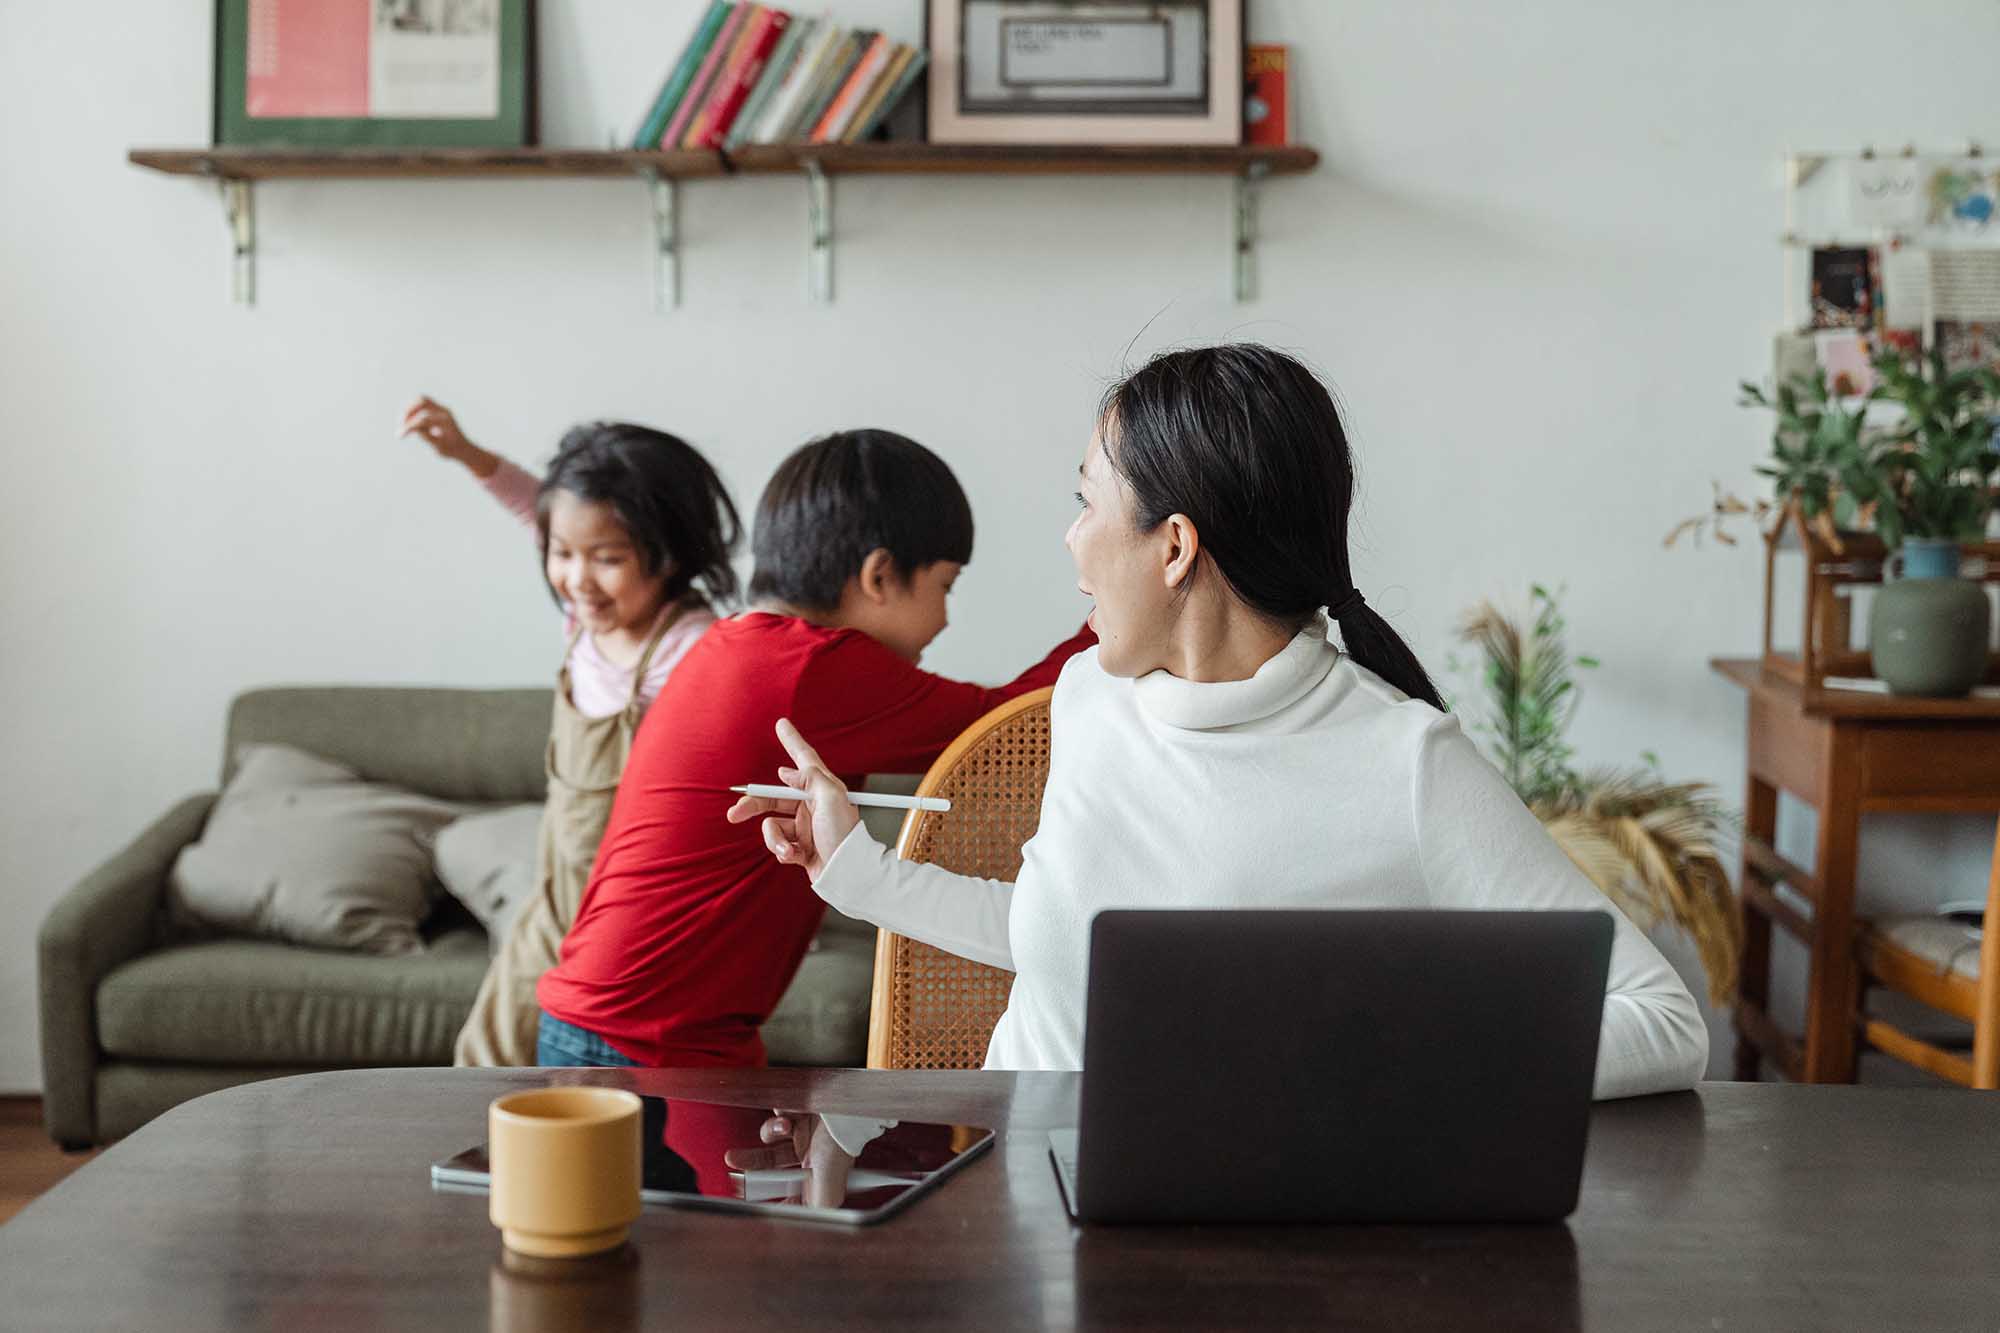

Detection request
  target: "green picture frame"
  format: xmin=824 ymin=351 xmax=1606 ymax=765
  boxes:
xmin=214 ymin=0 xmax=536 ymax=148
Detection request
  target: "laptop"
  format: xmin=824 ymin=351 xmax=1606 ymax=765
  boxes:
xmin=1048 ymin=909 xmax=1614 ymax=1224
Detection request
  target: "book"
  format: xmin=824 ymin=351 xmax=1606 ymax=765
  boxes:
xmin=724 ymin=15 xmax=812 ymax=151
xmin=680 ymin=4 xmax=767 ymax=148
xmin=811 ymin=33 xmax=894 ymax=144
xmin=841 ymin=43 xmax=911 ymax=145
xmin=1244 ymin=44 xmax=1290 ymax=148
xmin=660 ymin=2 xmax=746 ymax=148
xmin=631 ymin=0 xmax=733 ymax=150
xmin=690 ymin=7 xmax=792 ymax=150
xmin=846 ymin=47 xmax=926 ymax=144
xmin=752 ymin=19 xmax=840 ymax=143
xmin=784 ymin=28 xmax=867 ymax=143
xmin=750 ymin=19 xmax=841 ymax=144
xmin=839 ymin=42 xmax=913 ymax=146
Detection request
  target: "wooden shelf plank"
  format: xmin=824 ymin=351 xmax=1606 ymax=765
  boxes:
xmin=127 ymin=143 xmax=1317 ymax=182
xmin=126 ymin=147 xmax=729 ymax=181
xmin=727 ymin=143 xmax=1319 ymax=176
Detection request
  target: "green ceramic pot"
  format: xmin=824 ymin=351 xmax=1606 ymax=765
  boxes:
xmin=1869 ymin=540 xmax=1991 ymax=697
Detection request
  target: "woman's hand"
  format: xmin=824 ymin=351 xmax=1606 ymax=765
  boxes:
xmin=721 ymin=1111 xmax=855 ymax=1208
xmin=724 ymin=719 xmax=860 ymax=883
xmin=399 ymin=396 xmax=496 ymax=475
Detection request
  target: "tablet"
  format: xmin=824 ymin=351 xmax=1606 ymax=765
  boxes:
xmin=430 ymin=1094 xmax=993 ymax=1226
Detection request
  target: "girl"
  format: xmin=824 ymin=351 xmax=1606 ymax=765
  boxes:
xmin=729 ymin=345 xmax=1707 ymax=1101
xmin=400 ymin=397 xmax=741 ymax=1066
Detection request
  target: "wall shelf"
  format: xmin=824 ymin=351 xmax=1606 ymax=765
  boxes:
xmin=127 ymin=143 xmax=1320 ymax=307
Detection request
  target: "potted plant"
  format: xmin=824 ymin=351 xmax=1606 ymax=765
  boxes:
xmin=1674 ymin=349 xmax=2000 ymax=695
xmin=1453 ymin=587 xmax=1739 ymax=1004
xmin=1853 ymin=350 xmax=1999 ymax=695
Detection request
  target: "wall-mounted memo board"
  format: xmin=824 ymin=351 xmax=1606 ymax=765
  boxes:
xmin=1778 ymin=143 xmax=2000 ymax=393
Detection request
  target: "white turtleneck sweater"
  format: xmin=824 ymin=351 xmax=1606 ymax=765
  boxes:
xmin=812 ymin=621 xmax=1709 ymax=1101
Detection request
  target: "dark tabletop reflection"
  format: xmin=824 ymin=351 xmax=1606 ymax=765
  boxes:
xmin=489 ymin=1244 xmax=640 ymax=1333
xmin=1583 ymin=1089 xmax=1708 ymax=1207
xmin=1073 ymin=1222 xmax=1580 ymax=1331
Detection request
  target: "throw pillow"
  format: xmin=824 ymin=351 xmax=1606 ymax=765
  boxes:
xmin=169 ymin=743 xmax=464 ymax=955
xmin=434 ymin=804 xmax=544 ymax=955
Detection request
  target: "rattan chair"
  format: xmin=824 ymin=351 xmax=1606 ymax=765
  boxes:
xmin=864 ymin=688 xmax=1054 ymax=1070
xmin=1854 ymin=814 xmax=2000 ymax=1088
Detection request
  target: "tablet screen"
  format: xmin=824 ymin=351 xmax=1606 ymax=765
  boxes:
xmin=432 ymin=1095 xmax=994 ymax=1224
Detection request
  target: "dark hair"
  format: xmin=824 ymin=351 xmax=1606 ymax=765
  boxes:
xmin=747 ymin=429 xmax=975 ymax=611
xmin=1100 ymin=344 xmax=1445 ymax=710
xmin=536 ymin=422 xmax=742 ymax=609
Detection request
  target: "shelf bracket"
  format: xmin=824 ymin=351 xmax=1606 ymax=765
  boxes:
xmin=219 ymin=178 xmax=255 ymax=306
xmin=1233 ymin=161 xmax=1270 ymax=303
xmin=643 ymin=169 xmax=680 ymax=311
xmin=804 ymin=159 xmax=833 ymax=305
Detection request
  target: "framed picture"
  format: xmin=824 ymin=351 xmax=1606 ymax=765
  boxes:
xmin=926 ymin=0 xmax=1242 ymax=146
xmin=214 ymin=0 xmax=536 ymax=148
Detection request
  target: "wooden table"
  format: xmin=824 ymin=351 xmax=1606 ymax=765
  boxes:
xmin=1713 ymin=658 xmax=2000 ymax=1084
xmin=3 ymin=1068 xmax=1999 ymax=1331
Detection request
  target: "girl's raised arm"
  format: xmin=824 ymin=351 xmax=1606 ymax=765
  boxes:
xmin=400 ymin=396 xmax=539 ymax=526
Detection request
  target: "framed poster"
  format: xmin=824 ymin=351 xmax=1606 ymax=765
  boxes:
xmin=214 ymin=0 xmax=536 ymax=148
xmin=926 ymin=0 xmax=1242 ymax=145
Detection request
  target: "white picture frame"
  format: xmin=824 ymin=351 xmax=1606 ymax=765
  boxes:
xmin=926 ymin=0 xmax=1242 ymax=146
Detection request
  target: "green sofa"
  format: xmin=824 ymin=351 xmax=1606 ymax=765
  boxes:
xmin=38 ymin=686 xmax=880 ymax=1149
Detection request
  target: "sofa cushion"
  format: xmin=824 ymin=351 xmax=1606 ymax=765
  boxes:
xmin=435 ymin=804 xmax=544 ymax=954
xmin=97 ymin=930 xmax=489 ymax=1067
xmin=168 ymin=743 xmax=464 ymax=955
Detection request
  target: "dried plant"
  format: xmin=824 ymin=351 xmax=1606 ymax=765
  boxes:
xmin=1454 ymin=587 xmax=1594 ymax=807
xmin=1536 ymin=774 xmax=1740 ymax=1006
xmin=1455 ymin=588 xmax=1740 ymax=1004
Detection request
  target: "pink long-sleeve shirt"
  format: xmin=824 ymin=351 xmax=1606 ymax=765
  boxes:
xmin=483 ymin=459 xmax=715 ymax=717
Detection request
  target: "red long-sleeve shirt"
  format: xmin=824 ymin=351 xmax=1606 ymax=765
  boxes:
xmin=537 ymin=611 xmax=1094 ymax=1067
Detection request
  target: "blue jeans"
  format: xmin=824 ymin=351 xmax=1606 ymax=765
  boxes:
xmin=536 ymin=1011 xmax=639 ymax=1068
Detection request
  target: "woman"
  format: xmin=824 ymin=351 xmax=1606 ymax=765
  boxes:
xmin=728 ymin=344 xmax=1707 ymax=1100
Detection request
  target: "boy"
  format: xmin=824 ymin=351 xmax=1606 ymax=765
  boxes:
xmin=535 ymin=429 xmax=1093 ymax=1067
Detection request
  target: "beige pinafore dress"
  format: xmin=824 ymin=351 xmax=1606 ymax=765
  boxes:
xmin=453 ymin=606 xmax=682 ymax=1066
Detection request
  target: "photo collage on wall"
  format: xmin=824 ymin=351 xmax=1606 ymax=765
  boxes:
xmin=1790 ymin=154 xmax=2000 ymax=396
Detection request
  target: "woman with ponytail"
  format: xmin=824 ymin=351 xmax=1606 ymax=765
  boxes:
xmin=731 ymin=345 xmax=1706 ymax=1100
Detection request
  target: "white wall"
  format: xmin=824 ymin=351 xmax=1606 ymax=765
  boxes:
xmin=3 ymin=0 xmax=1996 ymax=1091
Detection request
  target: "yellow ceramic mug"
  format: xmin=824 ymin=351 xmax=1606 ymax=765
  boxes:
xmin=488 ymin=1087 xmax=643 ymax=1258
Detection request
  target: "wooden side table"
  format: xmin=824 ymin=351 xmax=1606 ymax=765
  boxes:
xmin=1712 ymin=658 xmax=2000 ymax=1082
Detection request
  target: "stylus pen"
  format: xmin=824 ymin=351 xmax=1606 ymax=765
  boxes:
xmin=730 ymin=784 xmax=951 ymax=814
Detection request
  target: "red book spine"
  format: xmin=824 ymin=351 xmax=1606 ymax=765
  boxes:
xmin=661 ymin=3 xmax=747 ymax=148
xmin=693 ymin=9 xmax=791 ymax=150
xmin=1244 ymin=45 xmax=1290 ymax=148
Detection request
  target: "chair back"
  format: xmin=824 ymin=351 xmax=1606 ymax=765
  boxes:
xmin=1975 ymin=813 xmax=2000 ymax=1088
xmin=865 ymin=689 xmax=1053 ymax=1069
xmin=1857 ymin=811 xmax=2000 ymax=1088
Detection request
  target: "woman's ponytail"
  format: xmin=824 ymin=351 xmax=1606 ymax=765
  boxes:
xmin=1330 ymin=596 xmax=1445 ymax=711
xmin=1103 ymin=343 xmax=1447 ymax=714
